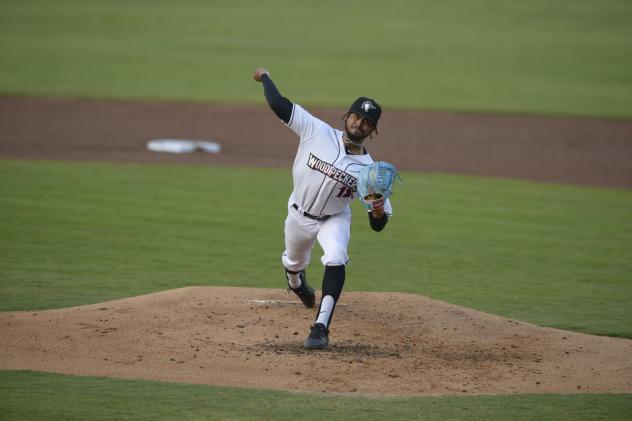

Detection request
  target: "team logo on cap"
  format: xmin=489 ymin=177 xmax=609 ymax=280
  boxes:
xmin=361 ymin=101 xmax=376 ymax=112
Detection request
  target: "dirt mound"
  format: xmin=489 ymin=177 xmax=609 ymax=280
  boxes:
xmin=1 ymin=287 xmax=630 ymax=396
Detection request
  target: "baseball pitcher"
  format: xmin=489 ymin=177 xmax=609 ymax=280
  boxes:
xmin=253 ymin=67 xmax=397 ymax=349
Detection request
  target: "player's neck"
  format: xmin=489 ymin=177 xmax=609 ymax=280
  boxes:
xmin=342 ymin=135 xmax=365 ymax=155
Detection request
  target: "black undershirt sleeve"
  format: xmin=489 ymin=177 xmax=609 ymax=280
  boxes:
xmin=368 ymin=211 xmax=388 ymax=232
xmin=261 ymin=74 xmax=293 ymax=124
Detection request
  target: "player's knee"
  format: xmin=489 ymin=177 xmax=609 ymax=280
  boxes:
xmin=321 ymin=247 xmax=348 ymax=266
xmin=282 ymin=252 xmax=310 ymax=273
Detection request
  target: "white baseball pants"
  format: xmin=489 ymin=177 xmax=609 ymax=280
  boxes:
xmin=281 ymin=204 xmax=352 ymax=271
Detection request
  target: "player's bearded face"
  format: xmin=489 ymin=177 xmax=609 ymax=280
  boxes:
xmin=345 ymin=113 xmax=376 ymax=142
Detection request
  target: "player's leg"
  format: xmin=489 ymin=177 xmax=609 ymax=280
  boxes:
xmin=315 ymin=210 xmax=350 ymax=326
xmin=304 ymin=207 xmax=351 ymax=348
xmin=281 ymin=211 xmax=318 ymax=307
xmin=314 ymin=265 xmax=345 ymax=325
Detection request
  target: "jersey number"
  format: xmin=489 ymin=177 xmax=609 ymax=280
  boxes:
xmin=336 ymin=186 xmax=353 ymax=198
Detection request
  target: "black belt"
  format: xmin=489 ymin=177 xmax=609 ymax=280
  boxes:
xmin=292 ymin=204 xmax=330 ymax=221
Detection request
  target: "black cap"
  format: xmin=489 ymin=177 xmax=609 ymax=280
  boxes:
xmin=348 ymin=97 xmax=382 ymax=125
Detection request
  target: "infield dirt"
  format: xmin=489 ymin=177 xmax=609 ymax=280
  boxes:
xmin=1 ymin=97 xmax=632 ymax=189
xmin=1 ymin=287 xmax=631 ymax=396
xmin=1 ymin=96 xmax=631 ymax=396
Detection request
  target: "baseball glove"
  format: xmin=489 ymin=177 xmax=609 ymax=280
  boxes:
xmin=357 ymin=161 xmax=401 ymax=210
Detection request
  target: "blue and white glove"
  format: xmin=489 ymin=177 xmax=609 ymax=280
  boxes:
xmin=357 ymin=161 xmax=401 ymax=210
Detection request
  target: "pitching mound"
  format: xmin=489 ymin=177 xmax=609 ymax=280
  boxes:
xmin=1 ymin=287 xmax=631 ymax=396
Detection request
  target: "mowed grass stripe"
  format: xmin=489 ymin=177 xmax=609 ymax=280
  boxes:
xmin=0 ymin=371 xmax=631 ymax=421
xmin=1 ymin=160 xmax=631 ymax=338
xmin=0 ymin=0 xmax=631 ymax=117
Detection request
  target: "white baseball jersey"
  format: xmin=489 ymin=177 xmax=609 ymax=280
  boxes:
xmin=285 ymin=104 xmax=393 ymax=217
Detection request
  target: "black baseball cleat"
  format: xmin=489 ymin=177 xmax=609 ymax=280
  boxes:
xmin=304 ymin=323 xmax=329 ymax=349
xmin=286 ymin=270 xmax=316 ymax=308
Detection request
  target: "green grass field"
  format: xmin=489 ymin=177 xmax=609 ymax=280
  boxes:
xmin=2 ymin=0 xmax=632 ymax=418
xmin=1 ymin=0 xmax=632 ymax=118
xmin=2 ymin=160 xmax=631 ymax=338
xmin=1 ymin=160 xmax=631 ymax=418
xmin=1 ymin=371 xmax=631 ymax=421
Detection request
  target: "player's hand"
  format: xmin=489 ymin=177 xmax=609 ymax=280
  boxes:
xmin=366 ymin=194 xmax=385 ymax=217
xmin=253 ymin=67 xmax=270 ymax=82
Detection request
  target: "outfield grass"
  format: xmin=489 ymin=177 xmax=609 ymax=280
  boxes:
xmin=1 ymin=371 xmax=631 ymax=421
xmin=1 ymin=0 xmax=631 ymax=118
xmin=1 ymin=160 xmax=631 ymax=339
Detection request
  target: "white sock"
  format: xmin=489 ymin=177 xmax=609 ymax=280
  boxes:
xmin=315 ymin=295 xmax=335 ymax=327
xmin=287 ymin=271 xmax=301 ymax=289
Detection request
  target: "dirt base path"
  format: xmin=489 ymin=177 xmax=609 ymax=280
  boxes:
xmin=1 ymin=287 xmax=631 ymax=396
xmin=1 ymin=96 xmax=631 ymax=189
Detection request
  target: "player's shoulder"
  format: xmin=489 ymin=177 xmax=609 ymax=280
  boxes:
xmin=289 ymin=103 xmax=326 ymax=127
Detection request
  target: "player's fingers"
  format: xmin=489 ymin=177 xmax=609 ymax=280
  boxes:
xmin=371 ymin=203 xmax=385 ymax=217
xmin=370 ymin=198 xmax=385 ymax=211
